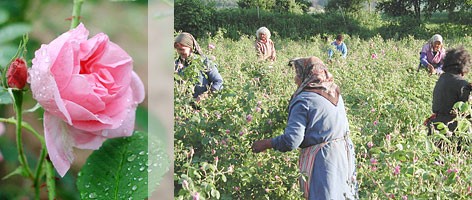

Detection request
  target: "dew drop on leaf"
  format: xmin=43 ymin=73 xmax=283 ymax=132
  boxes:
xmin=127 ymin=154 xmax=137 ymax=162
xmin=89 ymin=193 xmax=97 ymax=199
xmin=139 ymin=151 xmax=145 ymax=155
xmin=139 ymin=166 xmax=145 ymax=171
xmin=132 ymin=185 xmax=137 ymax=191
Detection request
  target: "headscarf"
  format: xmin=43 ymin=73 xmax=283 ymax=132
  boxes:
xmin=288 ymin=56 xmax=340 ymax=106
xmin=256 ymin=27 xmax=271 ymax=40
xmin=174 ymin=32 xmax=203 ymax=55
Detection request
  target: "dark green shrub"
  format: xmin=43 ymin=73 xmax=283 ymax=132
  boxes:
xmin=174 ymin=0 xmax=216 ymax=38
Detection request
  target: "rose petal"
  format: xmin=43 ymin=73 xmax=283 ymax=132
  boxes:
xmin=69 ymin=127 xmax=107 ymax=149
xmin=61 ymin=74 xmax=105 ymax=112
xmin=44 ymin=112 xmax=74 ymax=177
xmin=131 ymin=71 xmax=145 ymax=104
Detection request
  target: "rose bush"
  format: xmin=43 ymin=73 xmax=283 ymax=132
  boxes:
xmin=28 ymin=23 xmax=145 ymax=177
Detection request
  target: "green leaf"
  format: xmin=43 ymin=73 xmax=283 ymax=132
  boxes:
xmin=0 ymin=89 xmax=13 ymax=104
xmin=0 ymin=9 xmax=9 ymax=25
xmin=77 ymin=131 xmax=170 ymax=200
xmin=0 ymin=23 xmax=31 ymax=44
xmin=211 ymin=188 xmax=220 ymax=199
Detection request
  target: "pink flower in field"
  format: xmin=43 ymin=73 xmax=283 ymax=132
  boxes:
xmin=239 ymin=131 xmax=244 ymax=136
xmin=210 ymin=55 xmax=216 ymax=61
xmin=402 ymin=195 xmax=407 ymax=200
xmin=447 ymin=168 xmax=459 ymax=174
xmin=208 ymin=44 xmax=215 ymax=50
xmin=216 ymin=113 xmax=221 ymax=119
xmin=371 ymin=108 xmax=375 ymax=112
xmin=225 ymin=129 xmax=230 ymax=134
xmin=385 ymin=134 xmax=391 ymax=141
xmin=371 ymin=53 xmax=377 ymax=59
xmin=267 ymin=119 xmax=272 ymax=125
xmin=367 ymin=141 xmax=374 ymax=148
xmin=234 ymin=186 xmax=240 ymax=191
xmin=265 ymin=188 xmax=270 ymax=193
xmin=215 ymin=156 xmax=219 ymax=163
xmin=371 ymin=166 xmax=377 ymax=171
xmin=192 ymin=192 xmax=200 ymax=200
xmin=373 ymin=120 xmax=378 ymax=126
xmin=370 ymin=158 xmax=377 ymax=165
xmin=211 ymin=149 xmax=216 ymax=155
xmin=388 ymin=194 xmax=395 ymax=199
xmin=467 ymin=186 xmax=471 ymax=193
xmin=275 ymin=175 xmax=280 ymax=180
xmin=246 ymin=114 xmax=253 ymax=122
xmin=393 ymin=165 xmax=401 ymax=175
xmin=29 ymin=23 xmax=144 ymax=177
xmin=413 ymin=157 xmax=418 ymax=163
xmin=257 ymin=101 xmax=262 ymax=107
xmin=256 ymin=107 xmax=261 ymax=112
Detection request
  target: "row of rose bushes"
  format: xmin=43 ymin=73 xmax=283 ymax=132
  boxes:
xmin=174 ymin=31 xmax=472 ymax=199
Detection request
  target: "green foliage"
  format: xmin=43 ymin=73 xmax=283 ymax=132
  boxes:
xmin=326 ymin=0 xmax=366 ymax=13
xmin=237 ymin=0 xmax=276 ymax=10
xmin=77 ymin=131 xmax=170 ymax=200
xmin=174 ymin=0 xmax=216 ymax=38
xmin=174 ymin=32 xmax=472 ymax=199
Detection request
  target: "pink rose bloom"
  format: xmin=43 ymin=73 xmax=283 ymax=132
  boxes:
xmin=367 ymin=141 xmax=374 ymax=148
xmin=208 ymin=44 xmax=215 ymax=50
xmin=29 ymin=23 xmax=145 ymax=177
xmin=393 ymin=165 xmax=401 ymax=175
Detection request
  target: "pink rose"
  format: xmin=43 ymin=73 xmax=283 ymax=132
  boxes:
xmin=29 ymin=23 xmax=145 ymax=177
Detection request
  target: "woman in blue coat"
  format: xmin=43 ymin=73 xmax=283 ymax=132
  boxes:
xmin=251 ymin=56 xmax=358 ymax=200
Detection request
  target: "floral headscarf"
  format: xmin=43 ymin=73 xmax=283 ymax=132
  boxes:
xmin=288 ymin=56 xmax=340 ymax=105
xmin=174 ymin=32 xmax=203 ymax=55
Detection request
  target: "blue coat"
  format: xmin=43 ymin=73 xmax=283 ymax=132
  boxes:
xmin=271 ymin=92 xmax=357 ymax=199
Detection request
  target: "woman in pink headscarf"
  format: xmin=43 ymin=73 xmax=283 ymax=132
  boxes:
xmin=418 ymin=34 xmax=446 ymax=75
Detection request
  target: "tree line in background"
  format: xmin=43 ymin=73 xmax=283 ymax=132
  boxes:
xmin=175 ymin=0 xmax=472 ymax=40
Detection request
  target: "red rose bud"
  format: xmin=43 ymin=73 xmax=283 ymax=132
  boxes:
xmin=7 ymin=58 xmax=28 ymax=89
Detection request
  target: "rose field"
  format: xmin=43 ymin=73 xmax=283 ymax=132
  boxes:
xmin=174 ymin=31 xmax=472 ymax=199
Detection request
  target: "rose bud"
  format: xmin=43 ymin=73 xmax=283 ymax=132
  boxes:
xmin=6 ymin=58 xmax=28 ymax=89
